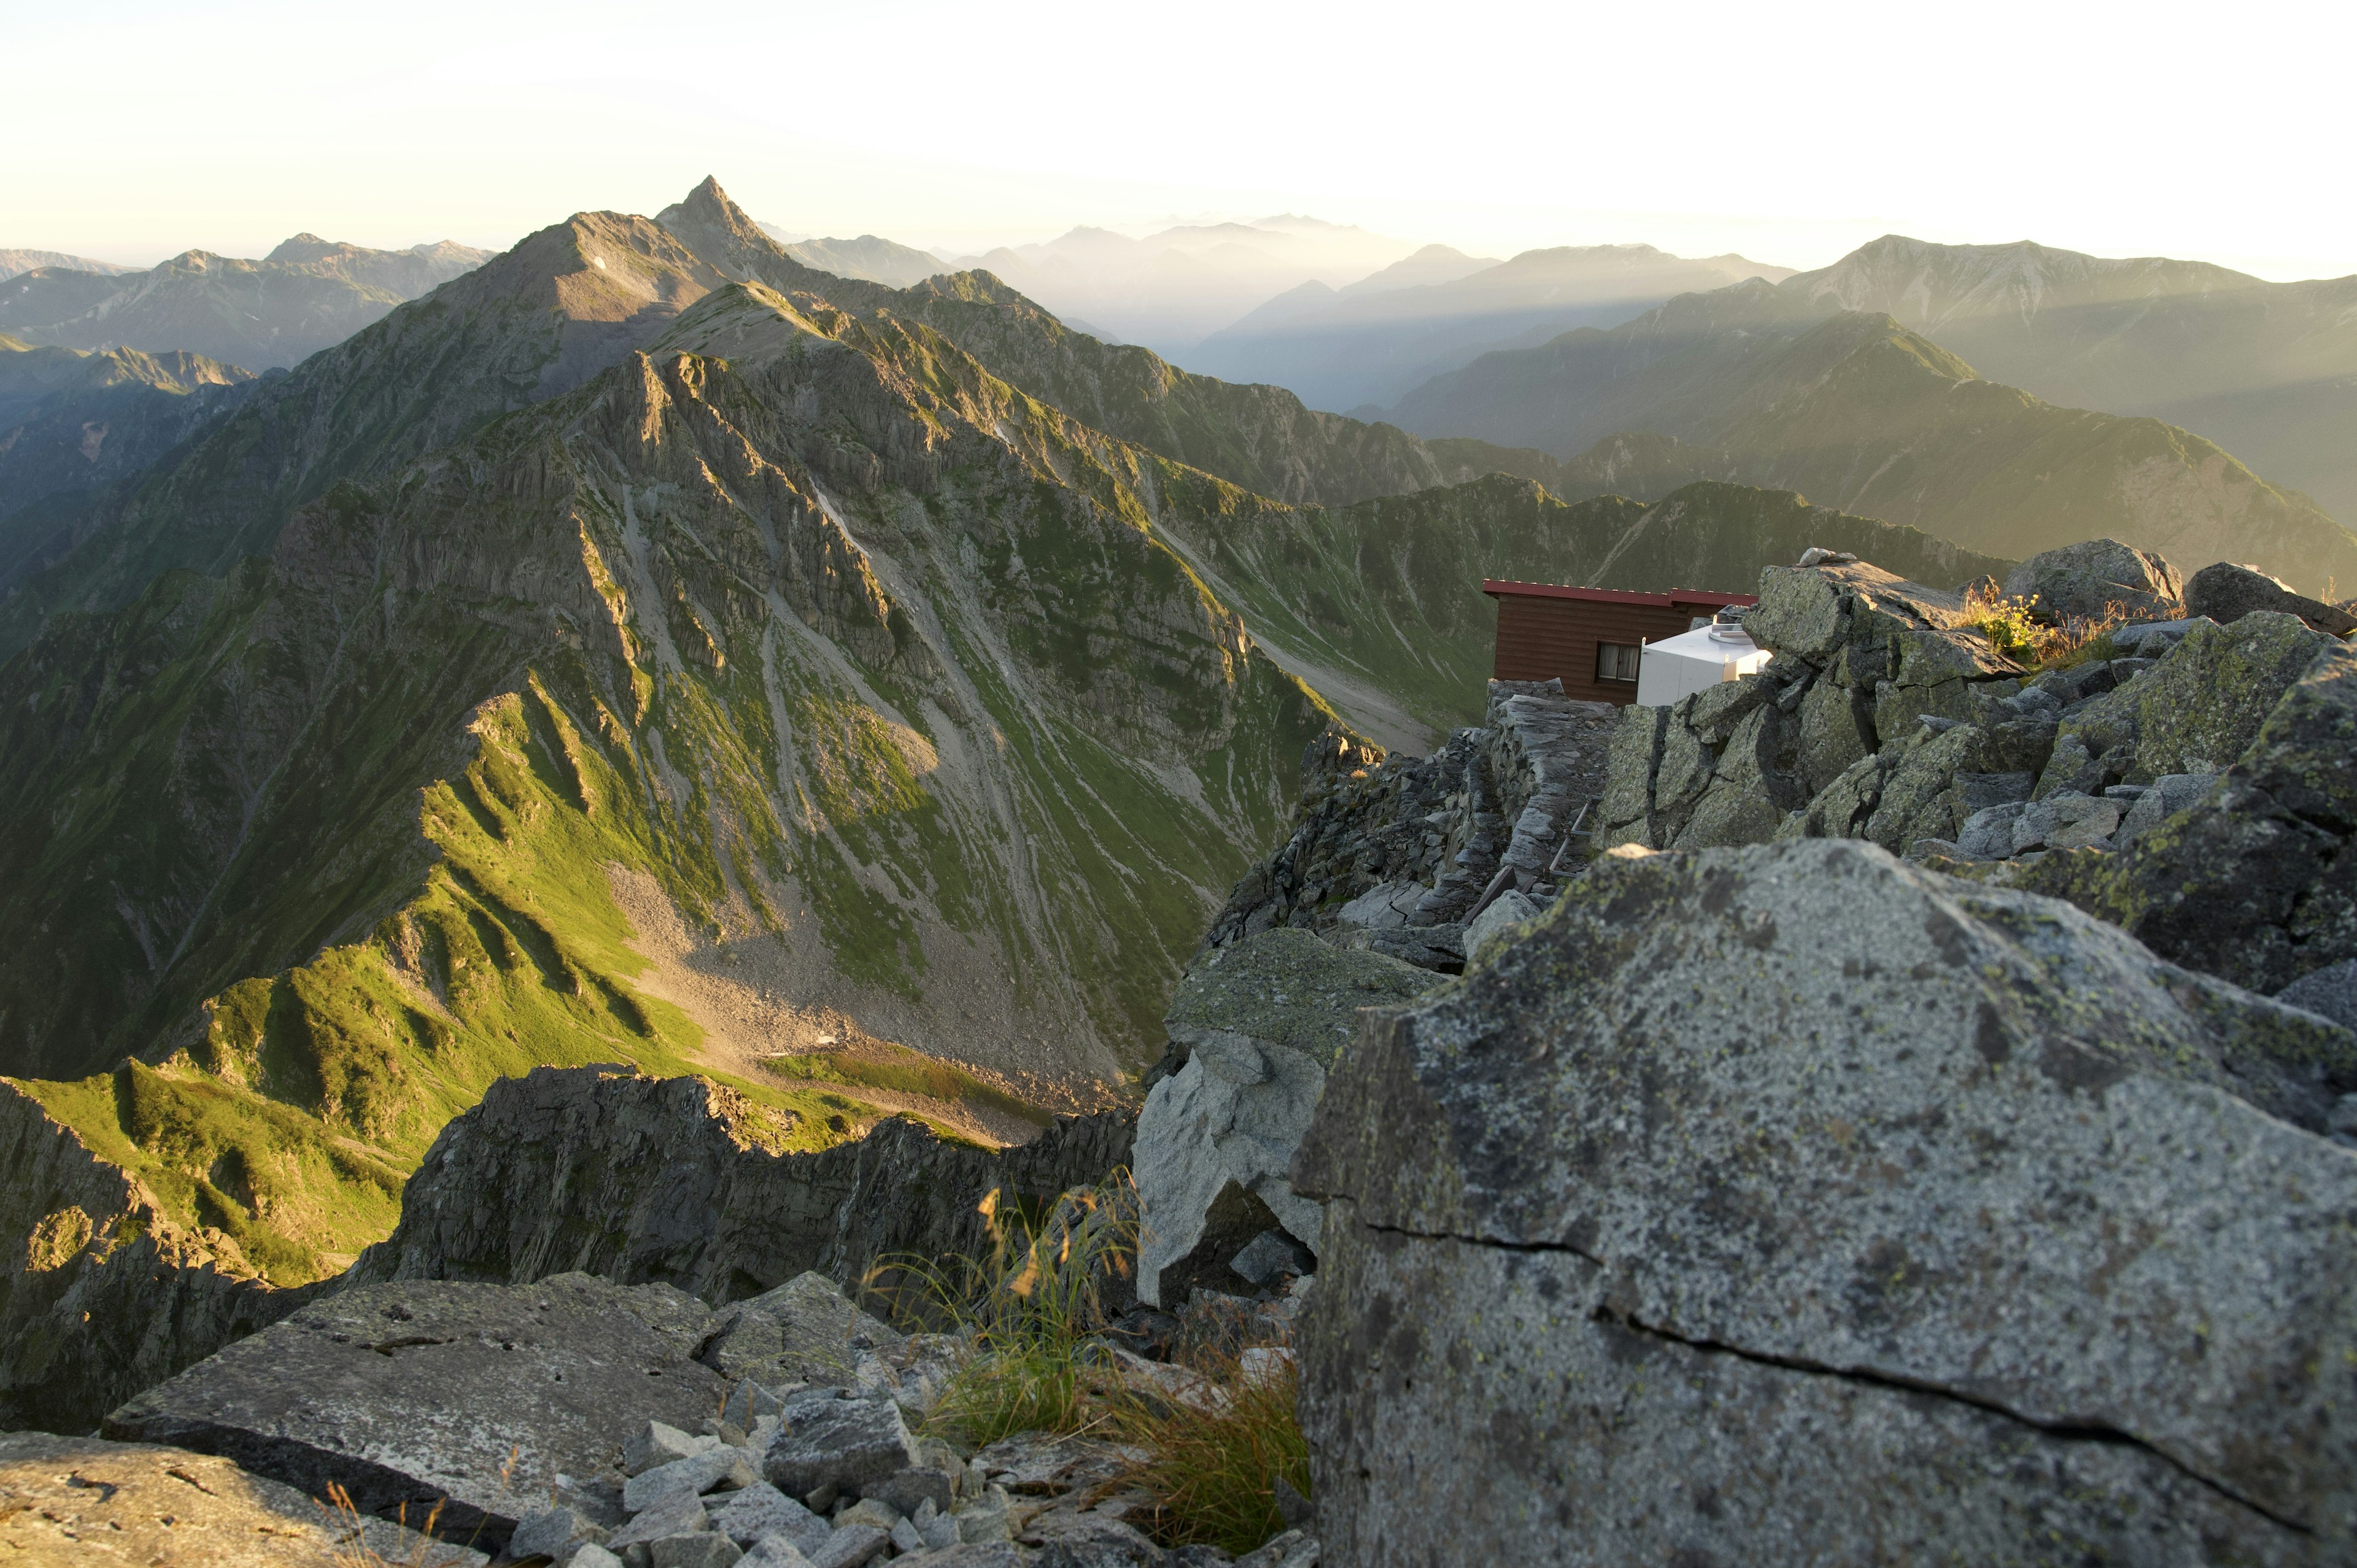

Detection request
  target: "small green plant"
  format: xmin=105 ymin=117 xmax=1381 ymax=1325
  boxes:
xmin=1113 ymin=1351 xmax=1313 ymax=1556
xmin=1960 ymin=585 xmax=2134 ymax=672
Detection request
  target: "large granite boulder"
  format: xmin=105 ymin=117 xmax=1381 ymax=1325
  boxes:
xmin=2187 ymin=560 xmax=2357 ymax=636
xmin=0 ymin=1431 xmax=484 ymax=1565
xmin=1132 ymin=930 xmax=1446 ymax=1307
xmin=103 ymin=1273 xmax=729 ymax=1551
xmin=1293 ymin=837 xmax=2357 ymax=1564
xmin=2003 ymin=536 xmax=2183 ymax=624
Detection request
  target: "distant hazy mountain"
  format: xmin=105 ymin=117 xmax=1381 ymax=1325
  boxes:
xmin=0 ymin=338 xmax=261 ymax=539
xmin=1183 ymin=243 xmax=1792 ymax=412
xmin=950 ymin=215 xmax=1418 ymax=355
xmin=0 ymin=249 xmax=136 ymax=282
xmin=1395 ymin=288 xmax=2357 ymax=593
xmin=749 ymin=221 xmax=953 ymax=288
xmin=1780 ymin=234 xmax=2357 ymax=526
xmin=0 ymin=234 xmax=492 ymax=370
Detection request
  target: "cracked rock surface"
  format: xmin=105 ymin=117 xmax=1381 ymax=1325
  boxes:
xmin=99 ymin=1274 xmax=729 ymax=1552
xmin=1294 ymin=836 xmax=2357 ymax=1563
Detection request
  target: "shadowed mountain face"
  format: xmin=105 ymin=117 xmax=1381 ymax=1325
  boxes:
xmin=1183 ymin=243 xmax=1794 ymax=414
xmin=1387 ymin=284 xmax=2357 ymax=595
xmin=0 ymin=236 xmax=490 ymax=371
xmin=0 ymin=339 xmax=264 ymax=568
xmin=1782 ymin=235 xmax=2357 ymax=526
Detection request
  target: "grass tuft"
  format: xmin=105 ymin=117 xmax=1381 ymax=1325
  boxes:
xmin=1961 ymin=585 xmax=2135 ymax=671
xmin=1112 ymin=1351 xmax=1312 ymax=1556
xmin=869 ymin=1175 xmax=1312 ymax=1554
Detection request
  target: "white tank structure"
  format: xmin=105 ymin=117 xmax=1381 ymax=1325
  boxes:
xmin=1635 ymin=607 xmax=1771 ymax=706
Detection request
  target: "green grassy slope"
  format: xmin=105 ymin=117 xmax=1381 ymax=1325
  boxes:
xmin=0 ymin=280 xmax=1341 ymax=1283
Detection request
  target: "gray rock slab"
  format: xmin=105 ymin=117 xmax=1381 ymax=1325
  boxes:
xmin=736 ymin=1538 xmax=819 ymax=1568
xmin=610 ymin=1494 xmax=713 ymax=1552
xmin=1136 ymin=930 xmax=1444 ymax=1306
xmin=710 ymin=1481 xmax=830 ymax=1553
xmin=807 ymin=1523 xmax=890 ymax=1568
xmin=1162 ymin=928 xmax=1441 ymax=1073
xmin=513 ymin=1504 xmax=611 ymax=1562
xmin=652 ymin=1535 xmax=744 ymax=1568
xmin=1295 ymin=837 xmax=2357 ymax=1550
xmin=100 ymin=1273 xmax=726 ymax=1551
xmin=0 ymin=1431 xmax=487 ymax=1566
xmin=2280 ymin=960 xmax=2357 ymax=1033
xmin=702 ymin=1273 xmax=902 ymax=1389
xmin=624 ymin=1447 xmax=758 ymax=1514
xmin=2004 ymin=536 xmax=2183 ymax=623
xmin=762 ymin=1397 xmax=920 ymax=1498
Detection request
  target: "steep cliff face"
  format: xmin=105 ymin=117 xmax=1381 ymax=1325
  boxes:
xmin=0 ymin=1081 xmax=328 ymax=1433
xmin=350 ymin=1067 xmax=1132 ymax=1305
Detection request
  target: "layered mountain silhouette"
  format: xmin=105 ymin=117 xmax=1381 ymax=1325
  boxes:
xmin=0 ymin=179 xmax=1999 ymax=1303
xmin=1781 ymin=235 xmax=2357 ymax=528
xmin=1185 ymin=243 xmax=1793 ymax=413
xmin=1 ymin=250 xmax=137 ymax=282
xmin=0 ymin=233 xmax=490 ymax=371
xmin=1384 ymin=277 xmax=2357 ymax=594
xmin=0 ymin=338 xmax=264 ymax=562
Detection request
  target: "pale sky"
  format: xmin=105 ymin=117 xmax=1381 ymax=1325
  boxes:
xmin=9 ymin=0 xmax=2355 ymax=281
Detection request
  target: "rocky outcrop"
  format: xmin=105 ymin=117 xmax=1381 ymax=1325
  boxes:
xmin=0 ymin=1080 xmax=328 ymax=1434
xmin=1204 ymin=681 xmax=1619 ymax=962
xmin=1293 ymin=836 xmax=2357 ymax=1564
xmin=1599 ymin=547 xmax=2357 ymax=997
xmin=104 ymin=1273 xmax=729 ymax=1551
xmin=0 ymin=1431 xmax=483 ymax=1566
xmin=2188 ymin=560 xmax=2357 ymax=636
xmin=2008 ymin=635 xmax=2357 ymax=994
xmin=1132 ymin=930 xmax=1444 ymax=1308
xmin=351 ymin=1068 xmax=1134 ymax=1307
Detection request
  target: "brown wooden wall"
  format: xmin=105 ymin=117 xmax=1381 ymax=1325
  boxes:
xmin=1492 ymin=596 xmax=1703 ymax=706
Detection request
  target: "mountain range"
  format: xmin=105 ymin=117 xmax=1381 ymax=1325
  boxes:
xmin=0 ymin=178 xmax=2008 ymax=1316
xmin=0 ymin=338 xmax=264 ymax=544
xmin=1182 ymin=243 xmax=1793 ymax=413
xmin=754 ymin=223 xmax=953 ymax=289
xmin=1779 ymin=234 xmax=2357 ymax=528
xmin=1 ymin=250 xmax=136 ymax=281
xmin=1384 ymin=276 xmax=2357 ymax=595
xmin=0 ymin=233 xmax=491 ymax=371
xmin=942 ymin=215 xmax=1420 ymax=353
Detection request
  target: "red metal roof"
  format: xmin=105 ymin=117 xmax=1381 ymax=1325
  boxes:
xmin=1480 ymin=579 xmax=1758 ymax=608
